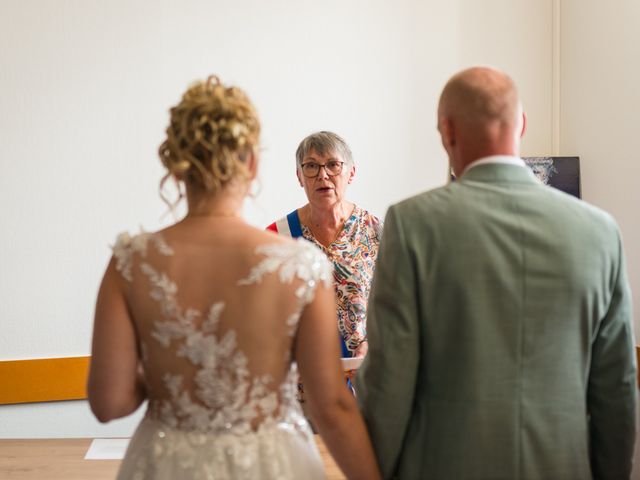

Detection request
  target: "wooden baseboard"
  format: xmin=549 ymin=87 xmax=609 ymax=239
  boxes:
xmin=0 ymin=356 xmax=90 ymax=405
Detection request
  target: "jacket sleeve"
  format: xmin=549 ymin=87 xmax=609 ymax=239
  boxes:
xmin=356 ymin=205 xmax=420 ymax=479
xmin=588 ymin=227 xmax=637 ymax=479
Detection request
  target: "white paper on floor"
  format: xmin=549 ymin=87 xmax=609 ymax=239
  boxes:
xmin=84 ymin=438 xmax=130 ymax=460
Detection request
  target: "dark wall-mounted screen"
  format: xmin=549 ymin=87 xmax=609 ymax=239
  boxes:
xmin=523 ymin=156 xmax=581 ymax=198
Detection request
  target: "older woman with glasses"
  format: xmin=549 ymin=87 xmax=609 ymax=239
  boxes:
xmin=267 ymin=131 xmax=382 ymax=368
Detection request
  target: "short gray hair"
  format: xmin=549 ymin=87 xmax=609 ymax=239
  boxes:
xmin=295 ymin=131 xmax=354 ymax=167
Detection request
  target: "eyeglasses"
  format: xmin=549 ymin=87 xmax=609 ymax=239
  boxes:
xmin=300 ymin=160 xmax=345 ymax=178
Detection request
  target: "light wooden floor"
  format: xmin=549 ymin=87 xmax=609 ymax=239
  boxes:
xmin=0 ymin=436 xmax=345 ymax=480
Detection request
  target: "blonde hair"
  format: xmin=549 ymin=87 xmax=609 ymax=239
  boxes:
xmin=158 ymin=75 xmax=260 ymax=207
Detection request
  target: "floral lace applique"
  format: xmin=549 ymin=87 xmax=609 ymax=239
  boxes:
xmin=238 ymin=239 xmax=332 ymax=336
xmin=136 ymin=258 xmax=275 ymax=434
xmin=112 ymin=230 xmax=173 ymax=281
xmin=111 ymin=233 xmax=328 ymax=436
xmin=111 ymin=233 xmax=328 ymax=479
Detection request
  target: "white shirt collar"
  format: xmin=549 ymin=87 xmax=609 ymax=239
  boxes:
xmin=462 ymin=155 xmax=526 ymax=176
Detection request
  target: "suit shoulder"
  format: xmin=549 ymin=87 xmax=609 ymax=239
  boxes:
xmin=544 ymin=187 xmax=620 ymax=234
xmin=387 ymin=185 xmax=461 ymax=230
xmin=390 ymin=185 xmax=453 ymax=213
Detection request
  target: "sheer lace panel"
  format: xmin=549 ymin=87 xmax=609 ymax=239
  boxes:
xmin=113 ymin=231 xmax=173 ymax=281
xmin=112 ymin=231 xmax=331 ymax=435
xmin=238 ymin=242 xmax=331 ymax=336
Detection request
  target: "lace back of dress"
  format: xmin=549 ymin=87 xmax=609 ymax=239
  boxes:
xmin=112 ymin=231 xmax=331 ymax=434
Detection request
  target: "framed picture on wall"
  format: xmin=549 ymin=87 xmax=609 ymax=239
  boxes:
xmin=522 ymin=156 xmax=581 ymax=199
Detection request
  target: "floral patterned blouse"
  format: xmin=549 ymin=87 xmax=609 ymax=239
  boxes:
xmin=268 ymin=205 xmax=383 ymax=356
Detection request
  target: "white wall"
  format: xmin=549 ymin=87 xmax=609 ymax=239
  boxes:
xmin=559 ymin=0 xmax=640 ymax=335
xmin=558 ymin=2 xmax=640 ymax=474
xmin=1 ymin=0 xmax=553 ymax=438
xmin=451 ymin=0 xmax=554 ymax=157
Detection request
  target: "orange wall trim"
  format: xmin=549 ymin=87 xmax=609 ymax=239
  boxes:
xmin=0 ymin=349 xmax=638 ymax=404
xmin=0 ymin=356 xmax=90 ymax=405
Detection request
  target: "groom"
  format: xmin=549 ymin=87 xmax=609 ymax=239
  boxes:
xmin=356 ymin=66 xmax=636 ymax=479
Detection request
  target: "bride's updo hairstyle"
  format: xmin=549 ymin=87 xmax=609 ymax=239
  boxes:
xmin=158 ymin=75 xmax=260 ymax=206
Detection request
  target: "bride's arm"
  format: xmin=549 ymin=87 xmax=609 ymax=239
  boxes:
xmin=88 ymin=257 xmax=146 ymax=423
xmin=295 ymin=284 xmax=382 ymax=480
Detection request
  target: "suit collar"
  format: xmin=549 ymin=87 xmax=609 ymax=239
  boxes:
xmin=458 ymin=162 xmax=539 ymax=185
xmin=463 ymin=155 xmax=526 ymax=174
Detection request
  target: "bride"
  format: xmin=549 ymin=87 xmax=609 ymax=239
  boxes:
xmin=88 ymin=76 xmax=381 ymax=480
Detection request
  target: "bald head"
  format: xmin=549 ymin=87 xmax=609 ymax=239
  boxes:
xmin=439 ymin=67 xmax=520 ymax=127
xmin=438 ymin=67 xmax=525 ymax=175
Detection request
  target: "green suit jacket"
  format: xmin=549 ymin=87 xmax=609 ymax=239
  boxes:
xmin=356 ymin=163 xmax=636 ymax=479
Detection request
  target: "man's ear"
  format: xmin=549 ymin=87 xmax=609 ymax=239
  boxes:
xmin=519 ymin=111 xmax=527 ymax=139
xmin=439 ymin=116 xmax=456 ymax=149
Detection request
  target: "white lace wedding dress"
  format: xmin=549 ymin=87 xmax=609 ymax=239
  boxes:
xmin=110 ymin=229 xmax=331 ymax=479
